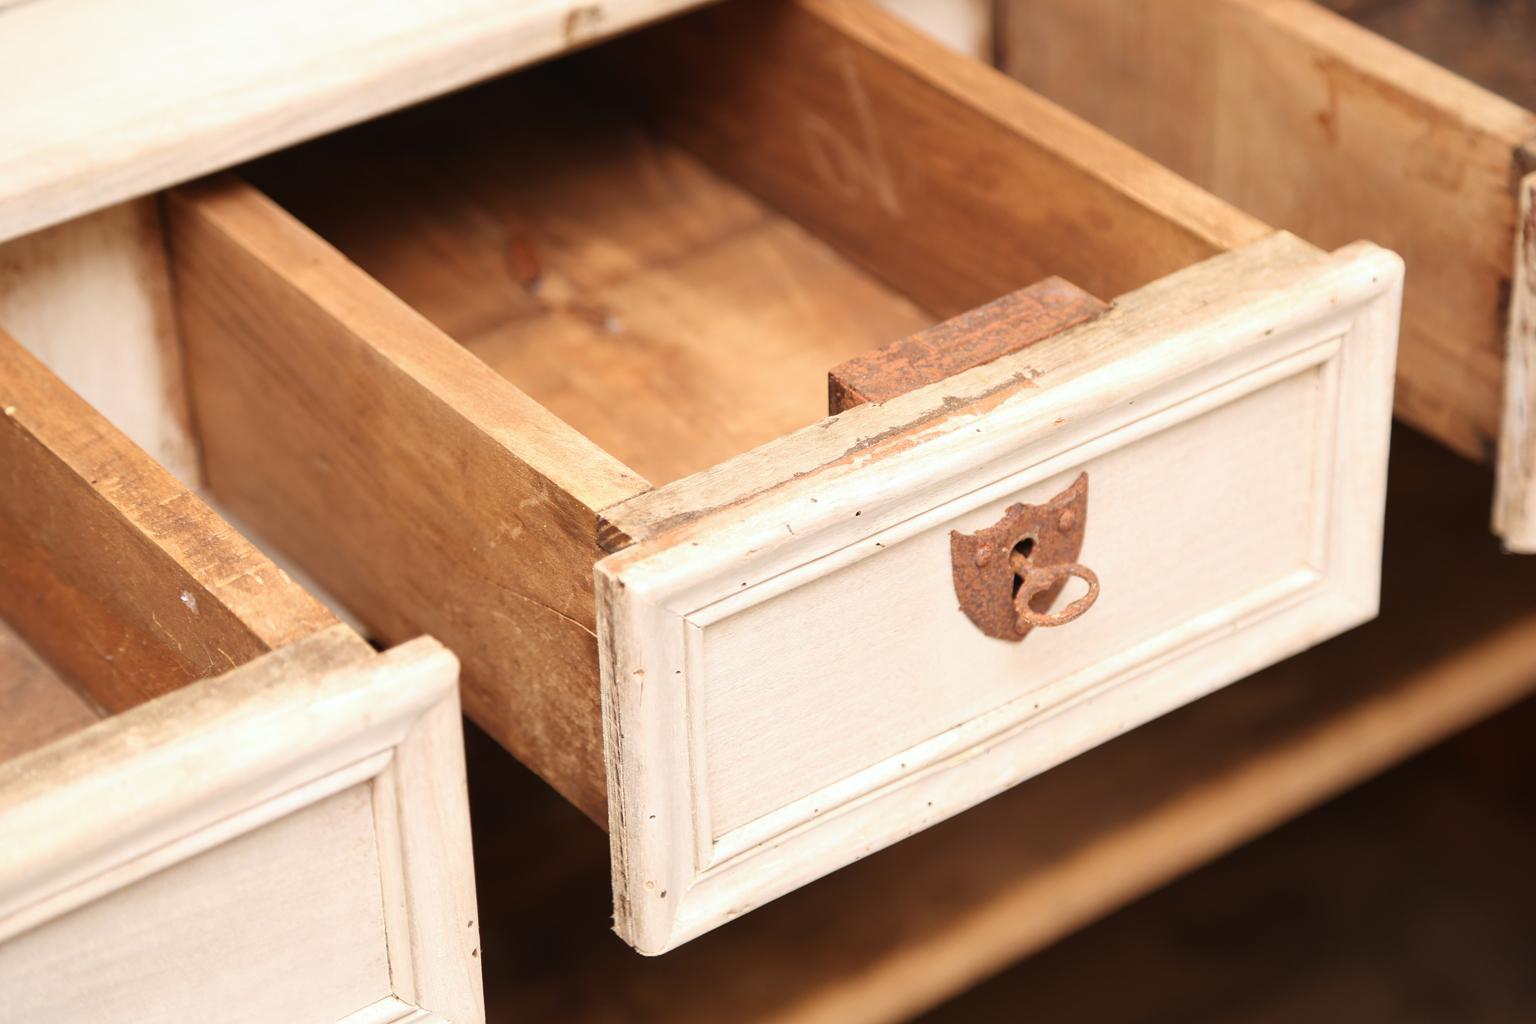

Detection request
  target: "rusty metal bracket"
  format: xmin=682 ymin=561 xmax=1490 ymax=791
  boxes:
xmin=949 ymin=473 xmax=1098 ymax=641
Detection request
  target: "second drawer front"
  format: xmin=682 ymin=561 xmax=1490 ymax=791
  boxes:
xmin=598 ymin=233 xmax=1401 ymax=952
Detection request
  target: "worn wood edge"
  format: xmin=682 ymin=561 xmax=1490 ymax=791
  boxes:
xmin=1495 ymin=164 xmax=1536 ymax=552
xmin=338 ymin=996 xmax=446 ymax=1024
xmin=1222 ymin=0 xmax=1536 ymax=462
xmin=827 ymin=276 xmax=1109 ymax=412
xmin=763 ymin=609 xmax=1536 ymax=1024
xmin=376 ymin=672 xmax=485 ymax=1023
xmin=0 ymin=0 xmax=713 ymax=244
xmin=0 ymin=327 xmax=338 ymax=707
xmin=0 ymin=326 xmax=331 ymax=646
xmin=595 ymin=568 xmax=649 ymax=943
xmin=598 ymin=231 xmax=1328 ymax=546
xmin=805 ymin=0 xmax=1271 ymax=255
xmin=0 ymin=628 xmax=451 ymax=934
xmin=597 ymin=234 xmax=1405 ymax=953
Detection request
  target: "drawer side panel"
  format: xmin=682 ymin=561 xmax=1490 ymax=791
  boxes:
xmin=1002 ymin=0 xmax=1536 ymax=464
xmin=167 ymin=178 xmax=648 ymax=821
xmin=0 ymin=328 xmax=337 ymax=710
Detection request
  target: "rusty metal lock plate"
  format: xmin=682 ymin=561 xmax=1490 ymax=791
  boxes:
xmin=949 ymin=472 xmax=1099 ymax=641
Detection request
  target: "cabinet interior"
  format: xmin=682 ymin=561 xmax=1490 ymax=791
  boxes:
xmin=246 ymin=0 xmax=1263 ymax=486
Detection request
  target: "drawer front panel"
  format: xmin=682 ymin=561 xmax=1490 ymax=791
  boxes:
xmin=0 ymin=633 xmax=482 ymax=1024
xmin=701 ymin=364 xmax=1325 ymax=840
xmin=3 ymin=785 xmax=389 ymax=1024
xmin=598 ymin=233 xmax=1402 ymax=952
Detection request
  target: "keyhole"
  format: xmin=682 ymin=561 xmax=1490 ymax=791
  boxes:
xmin=1009 ymin=536 xmax=1035 ymax=600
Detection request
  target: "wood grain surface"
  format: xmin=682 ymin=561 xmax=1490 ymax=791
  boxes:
xmin=592 ymin=0 xmax=1269 ymax=321
xmin=1314 ymin=0 xmax=1536 ymax=552
xmin=247 ymin=63 xmax=933 ymax=487
xmin=0 ymin=328 xmax=339 ymax=711
xmin=1003 ymin=0 xmax=1536 ymax=465
xmin=193 ymin=0 xmax=1267 ymax=827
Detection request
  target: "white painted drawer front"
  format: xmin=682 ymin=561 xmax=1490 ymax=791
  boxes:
xmin=597 ymin=233 xmax=1402 ymax=952
xmin=0 ymin=633 xmax=483 ymax=1024
xmin=702 ymin=368 xmax=1322 ymax=841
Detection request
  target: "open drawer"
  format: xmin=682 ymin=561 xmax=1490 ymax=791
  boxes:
xmin=164 ymin=0 xmax=1402 ymax=952
xmin=0 ymin=332 xmax=483 ymax=1022
xmin=1001 ymin=0 xmax=1536 ymax=551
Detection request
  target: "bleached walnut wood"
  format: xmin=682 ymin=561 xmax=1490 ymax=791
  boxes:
xmin=597 ymin=233 xmax=1402 ymax=952
xmin=0 ymin=630 xmax=483 ymax=1024
xmin=0 ymin=0 xmax=709 ymax=244
xmin=1001 ymin=0 xmax=1536 ymax=547
xmin=0 ymin=327 xmax=339 ymax=710
xmin=0 ymin=198 xmax=199 ymax=482
xmin=166 ymin=177 xmax=648 ymax=822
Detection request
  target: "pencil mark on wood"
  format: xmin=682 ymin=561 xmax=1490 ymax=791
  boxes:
xmin=801 ymin=50 xmax=903 ymax=216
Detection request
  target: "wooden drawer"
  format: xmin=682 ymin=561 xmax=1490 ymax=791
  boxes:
xmin=163 ymin=0 xmax=1401 ymax=952
xmin=0 ymin=333 xmax=483 ymax=1022
xmin=1002 ymin=0 xmax=1536 ymax=552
